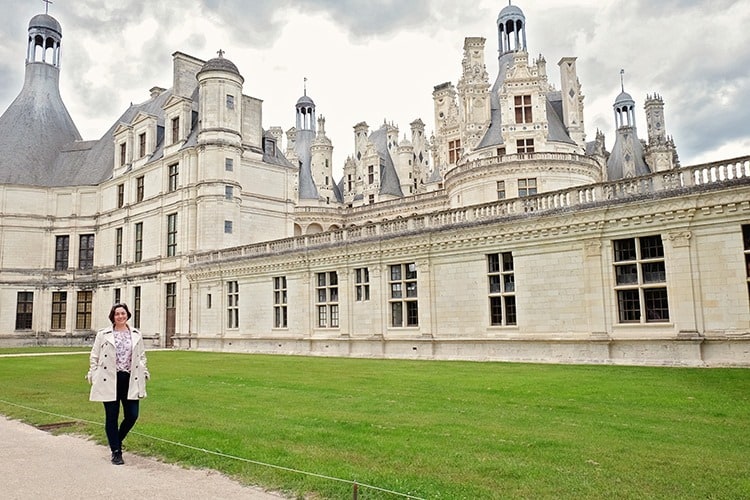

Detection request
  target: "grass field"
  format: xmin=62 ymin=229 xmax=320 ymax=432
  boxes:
xmin=1 ymin=349 xmax=749 ymax=499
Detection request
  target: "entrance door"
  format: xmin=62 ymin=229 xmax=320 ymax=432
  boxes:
xmin=165 ymin=282 xmax=176 ymax=347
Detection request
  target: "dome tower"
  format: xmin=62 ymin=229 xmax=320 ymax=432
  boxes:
xmin=0 ymin=11 xmax=81 ymax=186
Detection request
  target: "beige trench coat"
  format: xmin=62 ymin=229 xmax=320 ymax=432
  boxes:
xmin=87 ymin=326 xmax=150 ymax=402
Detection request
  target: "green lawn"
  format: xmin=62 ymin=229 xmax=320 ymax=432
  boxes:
xmin=1 ymin=350 xmax=748 ymax=499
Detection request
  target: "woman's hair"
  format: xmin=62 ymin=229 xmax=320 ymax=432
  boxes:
xmin=109 ymin=303 xmax=133 ymax=323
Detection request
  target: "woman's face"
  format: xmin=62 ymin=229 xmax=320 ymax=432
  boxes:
xmin=113 ymin=307 xmax=129 ymax=327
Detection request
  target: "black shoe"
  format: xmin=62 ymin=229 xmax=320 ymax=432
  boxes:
xmin=111 ymin=450 xmax=124 ymax=465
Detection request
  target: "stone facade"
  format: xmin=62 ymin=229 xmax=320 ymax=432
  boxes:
xmin=0 ymin=6 xmax=748 ymax=366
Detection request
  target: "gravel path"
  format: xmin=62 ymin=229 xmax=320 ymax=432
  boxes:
xmin=0 ymin=415 xmax=288 ymax=499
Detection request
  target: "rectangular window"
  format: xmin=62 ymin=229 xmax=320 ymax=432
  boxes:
xmin=347 ymin=174 xmax=353 ymax=192
xmin=224 ymin=220 xmax=233 ymax=234
xmin=134 ymin=222 xmax=143 ymax=262
xmin=316 ymin=272 xmax=339 ymax=328
xmin=168 ymin=163 xmax=179 ymax=192
xmin=226 ymin=94 xmax=235 ymax=109
xmin=227 ymin=281 xmax=239 ymax=329
xmin=355 ymin=267 xmax=370 ymax=301
xmin=15 ymin=291 xmax=33 ymax=330
xmin=171 ymin=116 xmax=180 ymax=144
xmin=136 ymin=176 xmax=144 ymax=202
xmin=119 ymin=142 xmax=127 ymax=166
xmin=113 ymin=288 xmax=121 ymax=305
xmin=273 ymin=276 xmax=288 ymax=328
xmin=449 ymin=139 xmax=461 ymax=164
xmin=488 ymin=253 xmax=517 ymax=326
xmin=79 ymin=234 xmax=95 ymax=270
xmin=207 ymin=293 xmax=212 ymax=309
xmin=368 ymin=165 xmax=375 ymax=184
xmin=115 ymin=228 xmax=123 ymax=265
xmin=166 ymin=282 xmax=176 ymax=309
xmin=368 ymin=194 xmax=375 ymax=205
xmin=613 ymin=235 xmax=669 ymax=323
xmin=516 ymin=138 xmax=535 ymax=154
xmin=133 ymin=286 xmax=141 ymax=328
xmin=225 ymin=185 xmax=233 ymax=200
xmin=138 ymin=132 xmax=146 ymax=157
xmin=744 ymin=225 xmax=750 ymax=308
xmin=518 ymin=178 xmax=537 ymax=197
xmin=265 ymin=138 xmax=276 ymax=155
xmin=389 ymin=263 xmax=418 ymax=327
xmin=225 ymin=158 xmax=234 ymax=171
xmin=76 ymin=290 xmax=93 ymax=329
xmin=51 ymin=291 xmax=67 ymax=330
xmin=497 ymin=180 xmax=506 ymax=200
xmin=55 ymin=235 xmax=69 ymax=271
xmin=514 ymin=95 xmax=532 ymax=123
xmin=167 ymin=213 xmax=177 ymax=257
xmin=496 ymin=146 xmax=506 ymax=156
xmin=117 ymin=183 xmax=125 ymax=208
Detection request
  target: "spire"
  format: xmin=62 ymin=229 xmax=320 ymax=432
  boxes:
xmin=620 ymin=68 xmax=625 ymax=93
xmin=43 ymin=0 xmax=53 ymax=14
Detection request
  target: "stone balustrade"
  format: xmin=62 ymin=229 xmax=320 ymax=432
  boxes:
xmin=189 ymin=155 xmax=750 ymax=265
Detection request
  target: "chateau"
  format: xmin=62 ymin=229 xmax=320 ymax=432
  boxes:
xmin=0 ymin=6 xmax=748 ymax=366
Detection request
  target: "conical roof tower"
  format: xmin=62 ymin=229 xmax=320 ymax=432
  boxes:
xmin=0 ymin=11 xmax=81 ymax=186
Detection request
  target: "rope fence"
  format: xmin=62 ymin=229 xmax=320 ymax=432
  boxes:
xmin=0 ymin=399 xmax=424 ymax=500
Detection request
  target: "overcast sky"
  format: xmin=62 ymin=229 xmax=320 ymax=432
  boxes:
xmin=1 ymin=0 xmax=748 ymax=179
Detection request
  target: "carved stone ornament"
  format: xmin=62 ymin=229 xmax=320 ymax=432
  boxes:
xmin=667 ymin=230 xmax=692 ymax=248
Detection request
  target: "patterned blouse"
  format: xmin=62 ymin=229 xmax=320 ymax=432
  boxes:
xmin=113 ymin=328 xmax=132 ymax=372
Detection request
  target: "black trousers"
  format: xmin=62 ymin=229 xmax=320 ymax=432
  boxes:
xmin=103 ymin=371 xmax=139 ymax=452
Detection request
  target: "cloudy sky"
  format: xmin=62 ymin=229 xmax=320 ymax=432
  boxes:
xmin=1 ymin=0 xmax=748 ymax=178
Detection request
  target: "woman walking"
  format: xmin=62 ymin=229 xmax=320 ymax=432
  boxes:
xmin=86 ymin=303 xmax=150 ymax=465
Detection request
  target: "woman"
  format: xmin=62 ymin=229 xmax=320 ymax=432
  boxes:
xmin=86 ymin=303 xmax=150 ymax=465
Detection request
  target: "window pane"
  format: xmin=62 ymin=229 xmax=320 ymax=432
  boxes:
xmin=505 ymin=296 xmax=517 ymax=325
xmin=489 ymin=275 xmax=502 ymax=294
xmin=406 ymin=282 xmax=418 ymax=298
xmin=642 ymin=262 xmax=666 ymax=283
xmin=406 ymin=301 xmax=419 ymax=326
xmin=390 ymin=265 xmax=401 ymax=281
xmin=644 ymin=288 xmax=669 ymax=322
xmin=615 ymin=264 xmax=638 ymax=285
xmin=391 ymin=283 xmax=402 ymax=299
xmin=617 ymin=290 xmax=640 ymax=322
xmin=391 ymin=302 xmax=403 ymax=327
xmin=640 ymin=235 xmax=664 ymax=259
xmin=488 ymin=254 xmax=500 ymax=273
xmin=613 ymin=238 xmax=637 ymax=262
xmin=490 ymin=297 xmax=502 ymax=325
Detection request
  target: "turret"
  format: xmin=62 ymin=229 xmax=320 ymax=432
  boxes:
xmin=644 ymin=94 xmax=678 ymax=171
xmin=196 ymin=51 xmax=244 ymax=148
xmin=310 ymin=115 xmax=335 ymax=204
xmin=606 ymin=73 xmax=650 ymax=180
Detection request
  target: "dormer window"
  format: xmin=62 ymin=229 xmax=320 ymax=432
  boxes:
xmin=264 ymin=138 xmax=276 ymax=155
xmin=119 ymin=143 xmax=127 ymax=166
xmin=171 ymin=117 xmax=180 ymax=144
xmin=138 ymin=132 xmax=146 ymax=157
xmin=449 ymin=139 xmax=461 ymax=164
xmin=514 ymin=95 xmax=532 ymax=124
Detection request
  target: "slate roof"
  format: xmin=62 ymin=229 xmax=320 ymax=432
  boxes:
xmin=0 ymin=62 xmax=82 ymax=186
xmin=368 ymin=125 xmax=404 ymax=198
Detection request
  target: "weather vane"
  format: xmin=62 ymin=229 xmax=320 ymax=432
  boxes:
xmin=620 ymin=68 xmax=625 ymax=92
xmin=303 ymin=77 xmax=307 ymax=96
xmin=217 ymin=49 xmax=225 ymax=58
xmin=43 ymin=0 xmax=53 ymax=14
